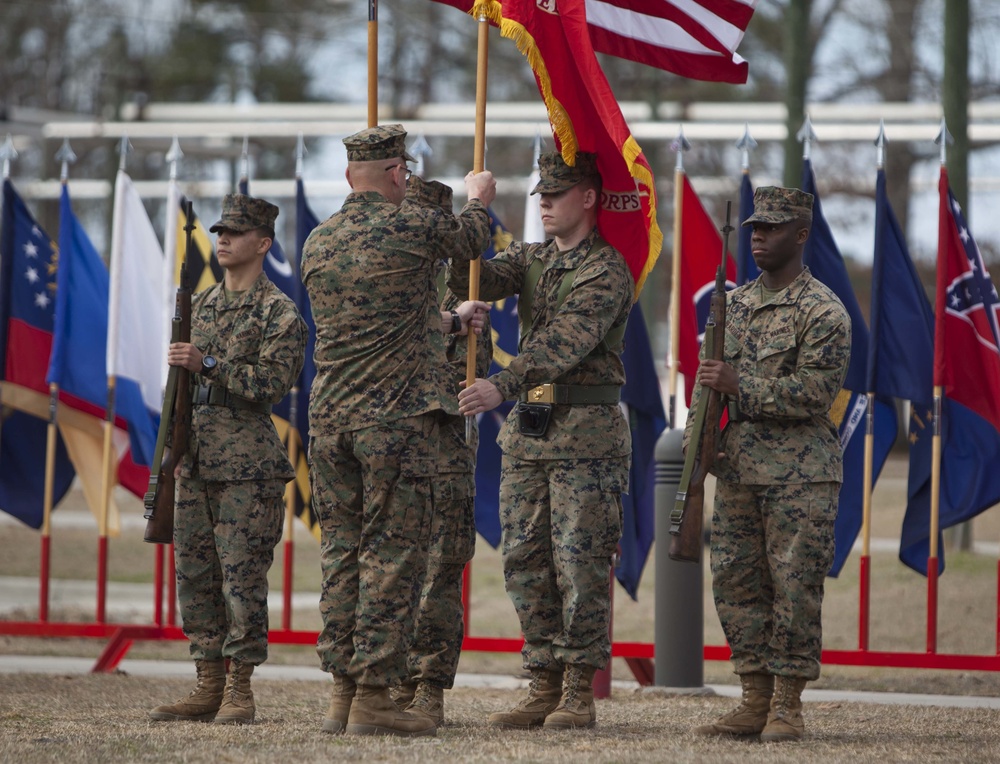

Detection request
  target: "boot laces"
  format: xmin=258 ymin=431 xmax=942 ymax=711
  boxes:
xmin=410 ymin=684 xmax=438 ymax=711
xmin=562 ymin=668 xmax=582 ymax=706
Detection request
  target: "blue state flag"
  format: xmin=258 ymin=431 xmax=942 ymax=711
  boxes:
xmin=801 ymin=161 xmax=897 ymax=576
xmin=0 ymin=179 xmax=75 ymax=527
xmin=617 ymin=302 xmax=667 ymax=599
xmin=869 ymin=169 xmax=1000 ymax=574
xmin=47 ymin=186 xmax=155 ymax=465
xmin=473 ymin=208 xmax=517 ymax=549
xmin=736 ymin=172 xmax=760 ymax=285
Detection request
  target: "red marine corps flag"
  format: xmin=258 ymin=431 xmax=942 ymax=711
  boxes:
xmin=465 ymin=0 xmax=663 ymax=296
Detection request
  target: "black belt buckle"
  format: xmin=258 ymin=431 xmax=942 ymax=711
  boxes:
xmin=517 ymin=401 xmax=553 ymax=438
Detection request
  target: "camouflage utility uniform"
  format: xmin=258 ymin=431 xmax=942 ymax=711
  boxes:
xmin=302 ymin=173 xmax=491 ymax=689
xmin=403 ymin=178 xmax=494 ymax=694
xmin=448 ymin=225 xmax=634 ymax=672
xmin=403 ymin=287 xmax=492 ymax=692
xmin=176 ymin=271 xmax=307 ymax=665
xmin=687 ymin=266 xmax=850 ymax=680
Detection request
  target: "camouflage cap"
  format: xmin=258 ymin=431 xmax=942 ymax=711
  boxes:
xmin=742 ymin=186 xmax=814 ymax=227
xmin=530 ymin=151 xmax=600 ymax=195
xmin=343 ymin=124 xmax=416 ymax=162
xmin=404 ymin=176 xmax=453 ymax=212
xmin=209 ymin=193 xmax=279 ymax=233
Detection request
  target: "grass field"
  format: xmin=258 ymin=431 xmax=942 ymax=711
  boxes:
xmin=3 ymin=454 xmax=1000 ymax=761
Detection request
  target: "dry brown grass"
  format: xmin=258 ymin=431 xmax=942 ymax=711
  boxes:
xmin=1 ymin=672 xmax=1000 ymax=764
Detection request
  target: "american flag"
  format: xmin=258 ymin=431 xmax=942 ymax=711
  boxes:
xmin=584 ymin=0 xmax=758 ymax=82
xmin=433 ymin=0 xmax=758 ymax=83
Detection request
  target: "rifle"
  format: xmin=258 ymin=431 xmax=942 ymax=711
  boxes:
xmin=143 ymin=202 xmax=195 ymax=544
xmin=668 ymin=201 xmax=733 ymax=563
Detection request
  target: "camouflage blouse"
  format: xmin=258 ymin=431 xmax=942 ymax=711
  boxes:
xmin=448 ymin=227 xmax=634 ymax=461
xmin=686 ymin=267 xmax=851 ymax=485
xmin=182 ymin=272 xmax=307 ymax=482
xmin=301 ymin=190 xmax=490 ymax=434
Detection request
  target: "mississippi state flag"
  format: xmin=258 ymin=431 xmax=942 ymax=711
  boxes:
xmin=934 ymin=167 xmax=1000 ymax=434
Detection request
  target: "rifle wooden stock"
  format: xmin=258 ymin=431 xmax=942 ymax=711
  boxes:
xmin=667 ymin=321 xmax=723 ymax=563
xmin=143 ymin=204 xmax=194 ymax=544
xmin=668 ymin=202 xmax=732 ymax=563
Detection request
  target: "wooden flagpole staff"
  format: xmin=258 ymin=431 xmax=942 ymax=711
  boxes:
xmin=465 ymin=7 xmax=490 ymax=442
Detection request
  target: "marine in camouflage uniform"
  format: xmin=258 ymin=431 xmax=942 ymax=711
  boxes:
xmin=300 ymin=125 xmax=495 ymax=738
xmin=451 ymin=152 xmax=634 ymax=730
xmin=392 ymin=177 xmax=495 ymax=726
xmin=686 ymin=186 xmax=851 ymax=742
xmin=150 ymin=193 xmax=307 ymax=726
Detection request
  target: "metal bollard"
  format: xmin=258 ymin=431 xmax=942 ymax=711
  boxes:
xmin=653 ymin=427 xmax=705 ymax=688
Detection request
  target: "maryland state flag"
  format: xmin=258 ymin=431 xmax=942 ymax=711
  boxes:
xmin=170 ymin=194 xmax=223 ymax=293
xmin=461 ymin=0 xmax=662 ymax=298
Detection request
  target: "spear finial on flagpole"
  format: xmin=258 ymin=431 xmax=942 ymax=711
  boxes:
xmin=295 ymin=132 xmax=306 ymax=180
xmin=117 ymin=135 xmax=132 ymax=172
xmin=797 ymin=115 xmax=817 ymax=160
xmin=56 ymin=138 xmax=76 ymax=183
xmin=166 ymin=136 xmax=183 ymax=181
xmin=670 ymin=126 xmax=690 ymax=172
xmin=736 ymin=123 xmax=757 ymax=173
xmin=0 ymin=134 xmax=17 ymax=179
xmin=874 ymin=119 xmax=888 ymax=170
xmin=240 ymin=135 xmax=250 ymax=184
xmin=409 ymin=135 xmax=432 ymax=177
xmin=935 ymin=118 xmax=953 ymax=167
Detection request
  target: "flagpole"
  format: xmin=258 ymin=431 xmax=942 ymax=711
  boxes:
xmin=735 ymin=124 xmax=756 ymax=287
xmin=40 ymin=140 xmax=77 ymax=623
xmin=667 ymin=127 xmax=689 ymax=429
xmin=152 ymin=138 xmax=184 ymax=628
xmin=280 ymin=134 xmax=309 ymax=632
xmin=368 ymin=0 xmax=378 ymax=128
xmin=0 ymin=136 xmax=15 ymax=482
xmin=96 ymin=137 xmax=131 ymax=624
xmin=928 ymin=121 xmax=954 ymax=653
xmin=464 ymin=4 xmax=490 ymax=443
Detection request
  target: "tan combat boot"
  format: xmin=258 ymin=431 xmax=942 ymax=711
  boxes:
xmin=542 ymin=665 xmax=597 ymax=730
xmin=487 ymin=668 xmax=564 ymax=729
xmin=149 ymin=659 xmax=226 ymax=722
xmin=693 ymin=673 xmax=774 ymax=737
xmin=760 ymin=676 xmax=808 ymax=742
xmin=214 ymin=661 xmax=256 ymax=725
xmin=322 ymin=674 xmax=357 ymax=734
xmin=345 ymin=685 xmax=437 ymax=737
xmin=389 ymin=681 xmax=417 ymax=710
xmin=406 ymin=682 xmax=445 ymax=727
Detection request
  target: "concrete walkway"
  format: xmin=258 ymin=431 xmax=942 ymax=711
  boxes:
xmin=2 ymin=655 xmax=1000 ymax=710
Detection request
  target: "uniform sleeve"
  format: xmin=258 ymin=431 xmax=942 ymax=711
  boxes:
xmin=446 ymin=239 xmax=532 ymax=302
xmin=489 ymin=252 xmax=633 ymax=401
xmin=737 ymin=302 xmax=851 ymax=421
xmin=212 ymin=300 xmax=308 ymax=404
xmin=400 ymin=199 xmax=492 ymax=264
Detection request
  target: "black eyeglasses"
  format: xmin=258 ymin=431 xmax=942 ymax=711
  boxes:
xmin=385 ymin=164 xmax=412 ymax=181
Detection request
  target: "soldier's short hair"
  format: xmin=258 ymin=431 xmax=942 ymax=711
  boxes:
xmin=343 ymin=124 xmax=416 ymax=163
xmin=742 ymin=186 xmax=814 ymax=227
xmin=210 ymin=193 xmax=279 ymax=234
